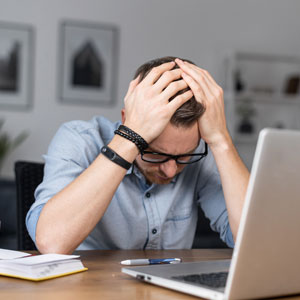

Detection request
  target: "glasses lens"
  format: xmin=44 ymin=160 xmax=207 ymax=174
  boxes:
xmin=177 ymin=155 xmax=204 ymax=164
xmin=142 ymin=153 xmax=168 ymax=163
xmin=176 ymin=155 xmax=192 ymax=163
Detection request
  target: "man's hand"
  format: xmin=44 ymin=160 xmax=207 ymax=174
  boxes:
xmin=175 ymin=58 xmax=229 ymax=149
xmin=123 ymin=61 xmax=193 ymax=143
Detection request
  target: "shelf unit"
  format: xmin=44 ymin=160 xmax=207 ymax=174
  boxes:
xmin=235 ymin=91 xmax=300 ymax=106
xmin=224 ymin=52 xmax=300 ymax=168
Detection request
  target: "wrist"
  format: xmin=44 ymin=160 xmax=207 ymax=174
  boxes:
xmin=115 ymin=125 xmax=149 ymax=152
xmin=108 ymin=134 xmax=140 ymax=163
xmin=207 ymin=131 xmax=233 ymax=154
xmin=123 ymin=122 xmax=151 ymax=143
xmin=101 ymin=146 xmax=132 ymax=170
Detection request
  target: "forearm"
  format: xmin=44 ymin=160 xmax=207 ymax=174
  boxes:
xmin=210 ymin=133 xmax=250 ymax=241
xmin=36 ymin=135 xmax=139 ymax=254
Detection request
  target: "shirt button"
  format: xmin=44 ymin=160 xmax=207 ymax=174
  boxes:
xmin=152 ymin=228 xmax=157 ymax=234
xmin=145 ymin=192 xmax=151 ymax=198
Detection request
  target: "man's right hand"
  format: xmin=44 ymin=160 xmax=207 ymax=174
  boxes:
xmin=123 ymin=61 xmax=193 ymax=143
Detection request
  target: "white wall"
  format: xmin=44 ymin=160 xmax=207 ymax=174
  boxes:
xmin=0 ymin=0 xmax=300 ymax=178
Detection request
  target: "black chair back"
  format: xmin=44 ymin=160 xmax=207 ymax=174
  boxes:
xmin=14 ymin=161 xmax=44 ymax=250
xmin=192 ymin=207 xmax=228 ymax=248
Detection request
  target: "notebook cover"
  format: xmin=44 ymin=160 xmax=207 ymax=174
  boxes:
xmin=0 ymin=267 xmax=88 ymax=281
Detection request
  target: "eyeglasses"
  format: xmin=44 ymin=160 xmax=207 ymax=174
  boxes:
xmin=140 ymin=142 xmax=208 ymax=165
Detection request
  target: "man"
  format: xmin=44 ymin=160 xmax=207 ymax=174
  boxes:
xmin=26 ymin=56 xmax=249 ymax=254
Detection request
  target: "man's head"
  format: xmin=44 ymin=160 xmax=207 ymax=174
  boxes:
xmin=125 ymin=56 xmax=206 ymax=185
xmin=134 ymin=56 xmax=205 ymax=128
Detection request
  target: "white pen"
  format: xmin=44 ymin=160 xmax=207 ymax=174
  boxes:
xmin=120 ymin=258 xmax=182 ymax=265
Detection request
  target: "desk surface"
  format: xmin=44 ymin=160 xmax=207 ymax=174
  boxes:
xmin=0 ymin=249 xmax=299 ymax=300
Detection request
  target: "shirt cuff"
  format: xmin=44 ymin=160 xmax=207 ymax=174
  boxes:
xmin=25 ymin=204 xmax=45 ymax=244
xmin=225 ymin=226 xmax=235 ymax=248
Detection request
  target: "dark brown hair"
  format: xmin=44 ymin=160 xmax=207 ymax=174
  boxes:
xmin=134 ymin=56 xmax=205 ymax=127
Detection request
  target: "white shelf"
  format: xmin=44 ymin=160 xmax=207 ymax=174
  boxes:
xmin=235 ymin=91 xmax=300 ymax=105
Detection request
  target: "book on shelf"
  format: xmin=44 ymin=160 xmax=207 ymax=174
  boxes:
xmin=0 ymin=250 xmax=87 ymax=281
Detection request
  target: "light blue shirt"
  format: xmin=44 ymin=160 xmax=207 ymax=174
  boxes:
xmin=26 ymin=116 xmax=234 ymax=250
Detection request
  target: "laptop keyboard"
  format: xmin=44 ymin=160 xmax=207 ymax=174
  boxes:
xmin=171 ymin=272 xmax=228 ymax=288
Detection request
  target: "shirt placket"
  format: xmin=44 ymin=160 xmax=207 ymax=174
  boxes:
xmin=143 ymin=187 xmax=161 ymax=249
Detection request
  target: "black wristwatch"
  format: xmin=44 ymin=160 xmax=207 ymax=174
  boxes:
xmin=101 ymin=146 xmax=131 ymax=170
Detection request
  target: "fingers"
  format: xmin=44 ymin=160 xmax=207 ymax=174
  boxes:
xmin=181 ymin=70 xmax=214 ymax=103
xmin=176 ymin=58 xmax=222 ymax=102
xmin=176 ymin=58 xmax=219 ymax=90
xmin=181 ymin=72 xmax=205 ymax=103
xmin=142 ymin=61 xmax=176 ymax=86
xmin=168 ymin=90 xmax=193 ymax=113
xmin=153 ymin=69 xmax=182 ymax=92
xmin=137 ymin=60 xmax=190 ymax=103
xmin=160 ymin=79 xmax=188 ymax=101
xmin=175 ymin=59 xmax=211 ymax=98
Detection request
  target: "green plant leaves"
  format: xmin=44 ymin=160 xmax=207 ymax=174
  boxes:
xmin=0 ymin=119 xmax=29 ymax=168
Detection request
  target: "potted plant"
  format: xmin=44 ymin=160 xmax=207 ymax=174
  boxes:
xmin=0 ymin=119 xmax=28 ymax=175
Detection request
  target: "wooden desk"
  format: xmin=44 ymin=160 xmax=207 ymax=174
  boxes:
xmin=0 ymin=249 xmax=298 ymax=300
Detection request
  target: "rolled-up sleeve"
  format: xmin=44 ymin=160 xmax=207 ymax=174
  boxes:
xmin=26 ymin=119 xmax=105 ymax=245
xmin=26 ymin=204 xmax=44 ymax=243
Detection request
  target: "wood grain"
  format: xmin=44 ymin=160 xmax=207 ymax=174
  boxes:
xmin=0 ymin=249 xmax=298 ymax=300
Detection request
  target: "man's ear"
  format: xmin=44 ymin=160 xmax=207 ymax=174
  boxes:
xmin=121 ymin=108 xmax=126 ymax=124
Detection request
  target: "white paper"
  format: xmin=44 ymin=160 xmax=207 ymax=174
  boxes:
xmin=0 ymin=254 xmax=80 ymax=266
xmin=0 ymin=248 xmax=31 ymax=260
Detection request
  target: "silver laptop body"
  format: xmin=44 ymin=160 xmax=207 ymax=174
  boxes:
xmin=122 ymin=128 xmax=300 ymax=300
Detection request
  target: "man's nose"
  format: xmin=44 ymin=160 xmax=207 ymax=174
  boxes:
xmin=159 ymin=159 xmax=178 ymax=178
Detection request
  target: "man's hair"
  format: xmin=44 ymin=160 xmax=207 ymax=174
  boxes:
xmin=134 ymin=56 xmax=205 ymax=128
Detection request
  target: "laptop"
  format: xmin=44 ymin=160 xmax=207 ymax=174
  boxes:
xmin=122 ymin=128 xmax=300 ymax=300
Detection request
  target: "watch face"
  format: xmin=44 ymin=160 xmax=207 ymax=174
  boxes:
xmin=101 ymin=145 xmax=131 ymax=170
xmin=108 ymin=150 xmax=116 ymax=160
xmin=102 ymin=146 xmax=115 ymax=160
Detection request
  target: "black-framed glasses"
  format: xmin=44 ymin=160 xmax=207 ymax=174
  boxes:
xmin=140 ymin=142 xmax=208 ymax=165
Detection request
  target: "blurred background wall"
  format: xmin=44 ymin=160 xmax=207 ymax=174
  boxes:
xmin=0 ymin=0 xmax=300 ymax=178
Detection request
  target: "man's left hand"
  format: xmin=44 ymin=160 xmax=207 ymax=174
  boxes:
xmin=175 ymin=58 xmax=229 ymax=148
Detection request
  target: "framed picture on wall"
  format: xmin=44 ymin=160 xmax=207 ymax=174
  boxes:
xmin=0 ymin=22 xmax=34 ymax=110
xmin=58 ymin=20 xmax=119 ymax=106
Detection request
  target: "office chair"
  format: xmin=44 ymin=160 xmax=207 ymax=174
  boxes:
xmin=192 ymin=207 xmax=228 ymax=248
xmin=14 ymin=160 xmax=44 ymax=251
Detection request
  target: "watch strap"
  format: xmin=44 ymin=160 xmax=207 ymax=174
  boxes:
xmin=101 ymin=146 xmax=131 ymax=170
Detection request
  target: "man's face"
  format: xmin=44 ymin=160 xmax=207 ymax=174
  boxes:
xmin=135 ymin=122 xmax=200 ymax=185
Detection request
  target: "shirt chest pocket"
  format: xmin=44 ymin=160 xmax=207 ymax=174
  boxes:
xmin=166 ymin=204 xmax=194 ymax=221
